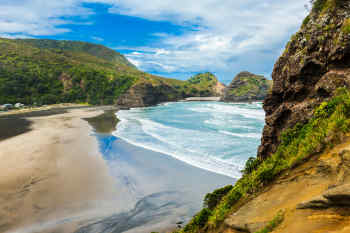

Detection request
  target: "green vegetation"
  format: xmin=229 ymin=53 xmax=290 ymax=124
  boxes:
xmin=342 ymin=18 xmax=350 ymax=34
xmin=187 ymin=72 xmax=220 ymax=96
xmin=231 ymin=76 xmax=269 ymax=97
xmin=0 ymin=38 xmax=141 ymax=105
xmin=204 ymin=185 xmax=233 ymax=210
xmin=225 ymin=72 xmax=272 ymax=101
xmin=311 ymin=0 xmax=342 ymax=15
xmin=302 ymin=15 xmax=311 ymax=27
xmin=0 ymin=38 xmax=222 ymax=106
xmin=18 ymin=39 xmax=135 ymax=68
xmin=311 ymin=0 xmax=327 ymax=13
xmin=254 ymin=210 xmax=284 ymax=233
xmin=177 ymin=88 xmax=350 ymax=232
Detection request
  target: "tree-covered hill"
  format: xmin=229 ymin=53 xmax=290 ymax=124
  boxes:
xmin=17 ymin=39 xmax=135 ymax=68
xmin=0 ymin=38 xmax=141 ymax=105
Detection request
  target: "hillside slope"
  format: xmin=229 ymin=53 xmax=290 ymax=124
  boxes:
xmin=221 ymin=71 xmax=272 ymax=102
xmin=16 ymin=39 xmax=136 ymax=68
xmin=0 ymin=38 xmax=140 ymax=105
xmin=176 ymin=0 xmax=350 ymax=232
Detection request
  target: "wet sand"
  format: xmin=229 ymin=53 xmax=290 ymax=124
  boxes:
xmin=0 ymin=106 xmax=234 ymax=233
xmin=0 ymin=107 xmax=118 ymax=233
xmin=75 ymin=136 xmax=233 ymax=233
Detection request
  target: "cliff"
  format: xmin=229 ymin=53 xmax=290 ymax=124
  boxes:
xmin=117 ymin=72 xmax=225 ymax=108
xmin=221 ymin=72 xmax=272 ymax=102
xmin=176 ymin=0 xmax=350 ymax=232
xmin=258 ymin=0 xmax=350 ymax=159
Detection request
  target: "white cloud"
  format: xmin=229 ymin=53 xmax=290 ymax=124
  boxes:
xmin=0 ymin=0 xmax=309 ymax=80
xmin=0 ymin=0 xmax=92 ymax=37
xmin=108 ymin=0 xmax=309 ymax=78
xmin=92 ymin=36 xmax=104 ymax=41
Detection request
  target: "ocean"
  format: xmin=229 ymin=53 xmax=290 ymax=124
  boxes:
xmin=114 ymin=101 xmax=265 ymax=178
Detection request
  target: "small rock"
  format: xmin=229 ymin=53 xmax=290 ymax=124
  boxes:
xmin=323 ymin=184 xmax=350 ymax=206
xmin=225 ymin=219 xmax=267 ymax=233
xmin=297 ymin=195 xmax=330 ymax=209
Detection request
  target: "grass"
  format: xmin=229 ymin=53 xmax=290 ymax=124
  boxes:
xmin=177 ymin=88 xmax=350 ymax=232
xmin=254 ymin=210 xmax=284 ymax=233
xmin=230 ymin=75 xmax=271 ymax=97
xmin=342 ymin=18 xmax=350 ymax=34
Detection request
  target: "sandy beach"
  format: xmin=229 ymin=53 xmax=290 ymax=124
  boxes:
xmin=0 ymin=107 xmax=119 ymax=233
xmin=0 ymin=106 xmax=233 ymax=233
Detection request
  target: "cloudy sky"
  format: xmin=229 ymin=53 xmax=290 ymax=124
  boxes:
xmin=0 ymin=0 xmax=309 ymax=83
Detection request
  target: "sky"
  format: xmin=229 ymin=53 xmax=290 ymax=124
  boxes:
xmin=0 ymin=0 xmax=309 ymax=84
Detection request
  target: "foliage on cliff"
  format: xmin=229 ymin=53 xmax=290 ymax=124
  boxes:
xmin=0 ymin=38 xmax=140 ymax=105
xmin=221 ymin=72 xmax=272 ymax=102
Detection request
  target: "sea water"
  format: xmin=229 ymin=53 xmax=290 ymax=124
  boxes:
xmin=114 ymin=101 xmax=265 ymax=178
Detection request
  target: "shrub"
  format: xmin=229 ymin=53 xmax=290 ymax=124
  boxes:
xmin=242 ymin=157 xmax=261 ymax=175
xmin=204 ymin=185 xmax=233 ymax=210
xmin=254 ymin=210 xmax=284 ymax=233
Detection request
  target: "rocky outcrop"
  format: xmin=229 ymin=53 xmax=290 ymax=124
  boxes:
xmin=222 ymin=143 xmax=350 ymax=233
xmin=221 ymin=72 xmax=272 ymax=102
xmin=116 ymin=80 xmax=186 ymax=108
xmin=258 ymin=1 xmax=350 ymax=159
xmin=117 ymin=72 xmax=225 ymax=108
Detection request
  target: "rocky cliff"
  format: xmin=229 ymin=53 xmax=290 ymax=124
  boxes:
xmin=221 ymin=71 xmax=272 ymax=102
xmin=258 ymin=0 xmax=350 ymax=159
xmin=117 ymin=72 xmax=225 ymax=108
xmin=176 ymin=1 xmax=350 ymax=233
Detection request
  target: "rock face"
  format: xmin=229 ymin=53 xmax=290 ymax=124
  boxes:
xmin=117 ymin=72 xmax=225 ymax=108
xmin=258 ymin=1 xmax=350 ymax=159
xmin=116 ymin=80 xmax=186 ymax=108
xmin=221 ymin=72 xmax=272 ymax=102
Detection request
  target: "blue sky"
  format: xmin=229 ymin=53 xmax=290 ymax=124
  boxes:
xmin=0 ymin=0 xmax=309 ymax=84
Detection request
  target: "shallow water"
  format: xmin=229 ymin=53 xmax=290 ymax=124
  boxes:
xmin=115 ymin=101 xmax=265 ymax=178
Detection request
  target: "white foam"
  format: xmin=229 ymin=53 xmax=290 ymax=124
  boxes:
xmin=219 ymin=130 xmax=262 ymax=139
xmin=114 ymin=102 xmax=264 ymax=178
xmin=189 ymin=103 xmax=265 ymax=121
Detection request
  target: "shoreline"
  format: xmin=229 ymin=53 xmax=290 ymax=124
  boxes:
xmin=0 ymin=106 xmax=119 ymax=233
xmin=0 ymin=105 xmax=234 ymax=233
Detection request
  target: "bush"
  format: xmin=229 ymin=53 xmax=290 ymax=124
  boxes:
xmin=242 ymin=157 xmax=261 ymax=175
xmin=204 ymin=185 xmax=233 ymax=210
xmin=255 ymin=210 xmax=284 ymax=233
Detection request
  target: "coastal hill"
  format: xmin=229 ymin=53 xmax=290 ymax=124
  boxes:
xmin=0 ymin=39 xmax=224 ymax=107
xmin=0 ymin=38 xmax=141 ymax=105
xmin=220 ymin=71 xmax=272 ymax=102
xmin=177 ymin=0 xmax=350 ymax=232
xmin=117 ymin=72 xmax=225 ymax=108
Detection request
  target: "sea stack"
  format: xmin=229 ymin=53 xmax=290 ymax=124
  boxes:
xmin=221 ymin=71 xmax=272 ymax=102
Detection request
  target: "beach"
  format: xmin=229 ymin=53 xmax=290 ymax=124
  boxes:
xmin=0 ymin=106 xmax=233 ymax=233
